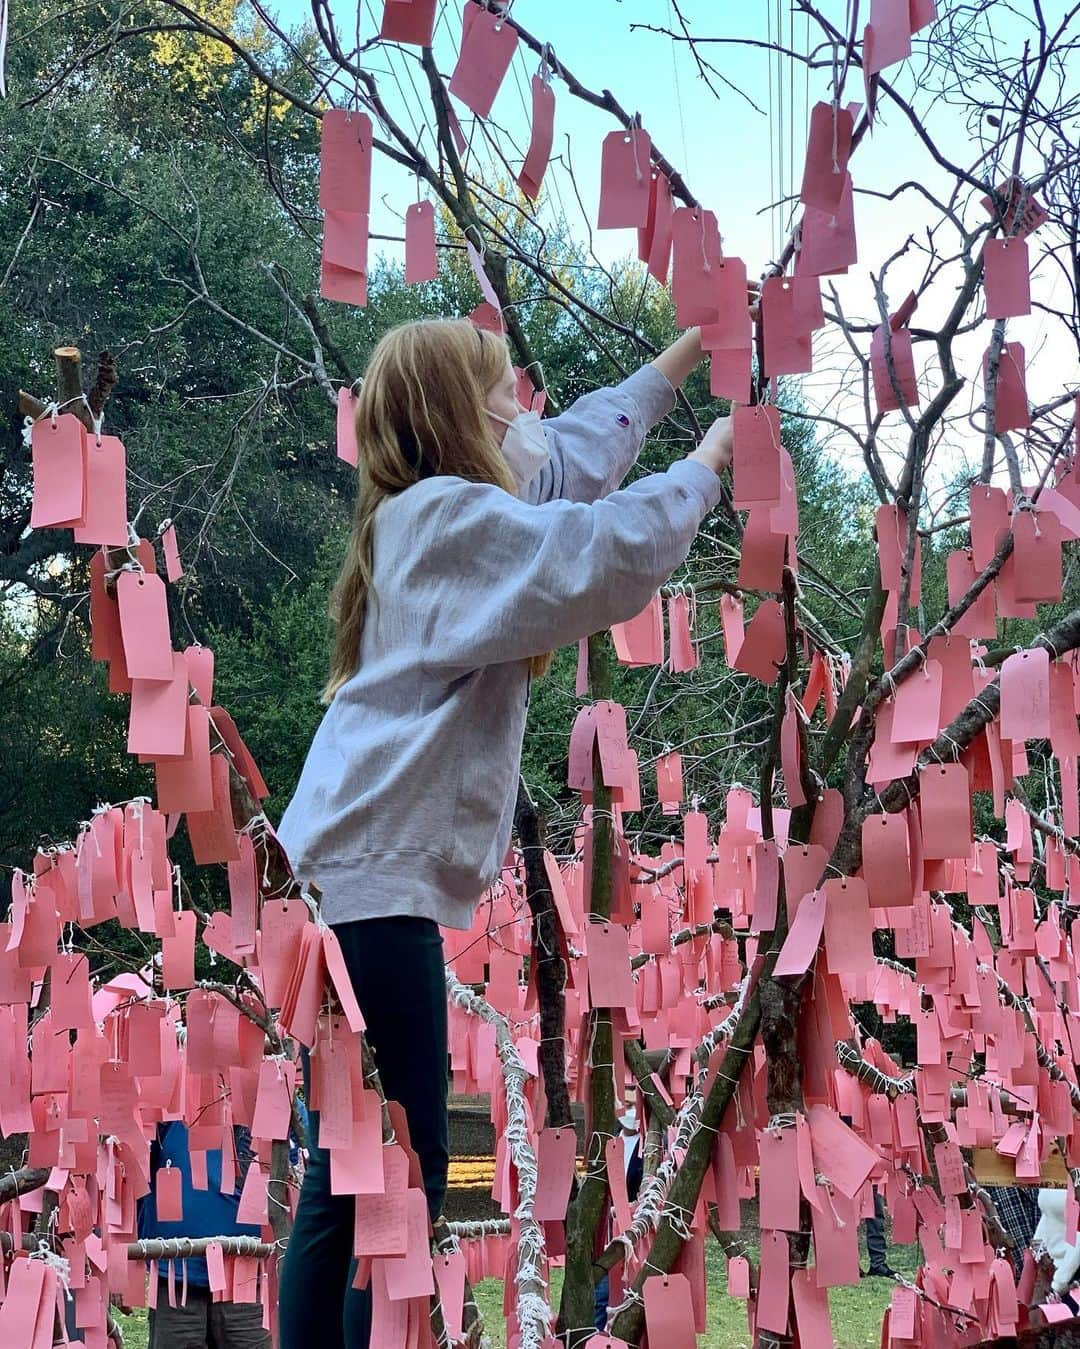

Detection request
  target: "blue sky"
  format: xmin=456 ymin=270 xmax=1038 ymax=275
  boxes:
xmin=267 ymin=1 xmax=1079 ymax=496
xmin=271 ymin=0 xmax=926 ymax=266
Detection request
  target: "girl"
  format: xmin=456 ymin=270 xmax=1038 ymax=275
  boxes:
xmin=276 ymin=318 xmax=732 ymax=1348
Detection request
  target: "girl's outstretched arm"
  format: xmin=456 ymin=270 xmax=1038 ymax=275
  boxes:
xmin=650 ymin=326 xmax=704 ymax=390
xmin=650 ymin=284 xmax=760 ymax=391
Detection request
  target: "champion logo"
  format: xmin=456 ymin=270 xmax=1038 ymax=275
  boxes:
xmin=615 ymin=413 xmax=630 ymax=426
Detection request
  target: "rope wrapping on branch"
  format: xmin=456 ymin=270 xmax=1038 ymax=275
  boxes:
xmin=446 ymin=969 xmax=551 ymax=1349
xmin=0 ymin=1233 xmax=276 ymax=1260
xmin=695 ymin=973 xmax=750 ymax=1064
xmin=834 ymin=1040 xmax=916 ymax=1095
xmin=444 ymin=1218 xmax=512 ymax=1241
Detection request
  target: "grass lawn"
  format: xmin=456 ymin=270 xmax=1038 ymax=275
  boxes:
xmin=473 ymin=1234 xmax=920 ymax=1347
xmin=119 ymin=1235 xmax=917 ymax=1346
xmin=116 ymin=1310 xmax=149 ymax=1348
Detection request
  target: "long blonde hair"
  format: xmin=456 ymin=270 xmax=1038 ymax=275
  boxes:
xmin=322 ymin=319 xmax=549 ymax=704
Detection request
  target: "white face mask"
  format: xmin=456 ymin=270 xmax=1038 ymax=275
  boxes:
xmin=488 ymin=409 xmax=550 ymax=491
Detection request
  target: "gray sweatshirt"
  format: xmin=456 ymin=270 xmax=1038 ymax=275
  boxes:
xmin=275 ymin=365 xmax=721 ymax=929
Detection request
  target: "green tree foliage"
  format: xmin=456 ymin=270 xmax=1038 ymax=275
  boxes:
xmin=2 ymin=0 xmax=880 ymax=903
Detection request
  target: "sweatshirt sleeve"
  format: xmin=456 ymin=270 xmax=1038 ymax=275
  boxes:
xmin=525 ymin=364 xmax=677 ymax=506
xmin=420 ymin=458 xmax=721 ymax=673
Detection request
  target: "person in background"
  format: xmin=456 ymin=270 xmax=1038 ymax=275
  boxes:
xmin=984 ymin=1184 xmax=1040 ymax=1277
xmin=861 ymin=1190 xmax=897 ymax=1279
xmin=1033 ymin=1187 xmax=1080 ymax=1308
xmin=137 ymin=1121 xmax=271 ymax=1349
xmin=594 ymin=1106 xmax=644 ymax=1329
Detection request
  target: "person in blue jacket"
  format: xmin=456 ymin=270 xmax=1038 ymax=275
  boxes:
xmin=137 ymin=1121 xmax=271 ymax=1349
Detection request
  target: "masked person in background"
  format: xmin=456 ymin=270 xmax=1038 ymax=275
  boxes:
xmin=594 ymin=1106 xmax=645 ymax=1329
xmin=276 ymin=315 xmax=746 ymax=1349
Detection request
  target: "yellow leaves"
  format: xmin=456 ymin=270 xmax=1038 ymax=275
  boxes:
xmin=242 ymin=91 xmax=291 ymax=131
xmin=147 ymin=0 xmax=290 ymax=123
xmin=149 ymin=0 xmax=241 ymax=92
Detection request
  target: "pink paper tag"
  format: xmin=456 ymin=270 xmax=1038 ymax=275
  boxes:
xmin=761 ymin=276 xmax=814 ymax=376
xmin=799 ymin=101 xmax=854 ymax=212
xmin=791 ymin=1266 xmax=833 ymax=1345
xmin=72 ymin=433 xmax=127 ymax=548
xmin=933 ymin=1139 xmax=967 ymax=1195
xmin=534 ymin=1127 xmax=577 ymax=1221
xmin=919 ymin=762 xmax=972 ymax=861
xmin=822 ymin=876 xmax=874 ymax=975
xmin=319 ymin=109 xmax=372 ymax=215
xmin=715 ymin=597 xmax=744 ymax=673
xmin=807 ymin=1104 xmax=880 ymax=1199
xmin=640 ymin=170 xmax=674 ymax=284
xmin=985 ymin=340 xmax=1030 ymax=433
xmin=871 ymin=324 xmax=919 ymax=413
xmin=448 ymin=3 xmax=518 ymax=119
xmin=322 ymin=928 xmax=367 ymax=1034
xmin=434 ymin=1250 xmax=467 ymax=1342
xmin=773 ymin=889 xmax=825 ymax=977
xmin=861 ymin=813 xmax=914 ymax=907
xmin=116 ymin=570 xmax=173 ymax=681
xmin=381 ymin=1187 xmax=436 ymax=1301
xmin=641 ymin=1272 xmax=696 ymax=1346
xmin=732 ymin=599 xmax=786 ymax=686
xmin=733 ymin=404 xmax=782 ymax=508
xmin=404 ymin=201 xmax=438 ymax=285
xmin=1000 ymin=646 xmax=1051 ymax=742
xmin=204 ymin=1241 xmax=227 ymax=1295
xmin=160 ymin=522 xmax=183 ymax=582
xmin=797 ymin=172 xmax=857 ymax=278
xmin=598 ymin=127 xmax=653 ymax=230
xmin=585 ymin=922 xmax=636 ymax=1009
xmin=336 ymin=387 xmax=359 ymax=467
xmin=726 ymin=1255 xmax=750 ymax=1298
xmin=698 ymin=256 xmax=752 ymax=350
xmin=890 ymin=661 xmax=943 ymax=743
xmin=984 ymin=236 xmax=1031 ymax=319
xmin=380 ymin=0 xmax=436 ymax=45
xmin=605 ymin=1134 xmax=633 ymax=1233
xmin=611 ymin=593 xmax=664 ymax=667
xmin=251 ymin=1058 xmax=295 ymax=1142
xmin=756 ymin=1230 xmax=791 ymax=1334
xmin=128 ymin=651 xmax=189 ymax=758
xmin=671 ymin=207 xmax=724 ymax=327
xmin=30 ymin=414 xmax=86 ymax=529
xmin=161 ymin=909 xmax=197 ymax=989
xmin=758 ymin=1125 xmax=801 ymax=1230
xmin=353 ymin=1146 xmax=410 ymax=1257
xmin=518 ymin=74 xmax=555 ymax=201
xmin=864 ymin=0 xmax=912 ymax=73
xmin=890 ymin=1284 xmax=917 ymax=1338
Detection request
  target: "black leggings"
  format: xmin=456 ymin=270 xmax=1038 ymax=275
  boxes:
xmin=277 ymin=916 xmax=448 ymax=1349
